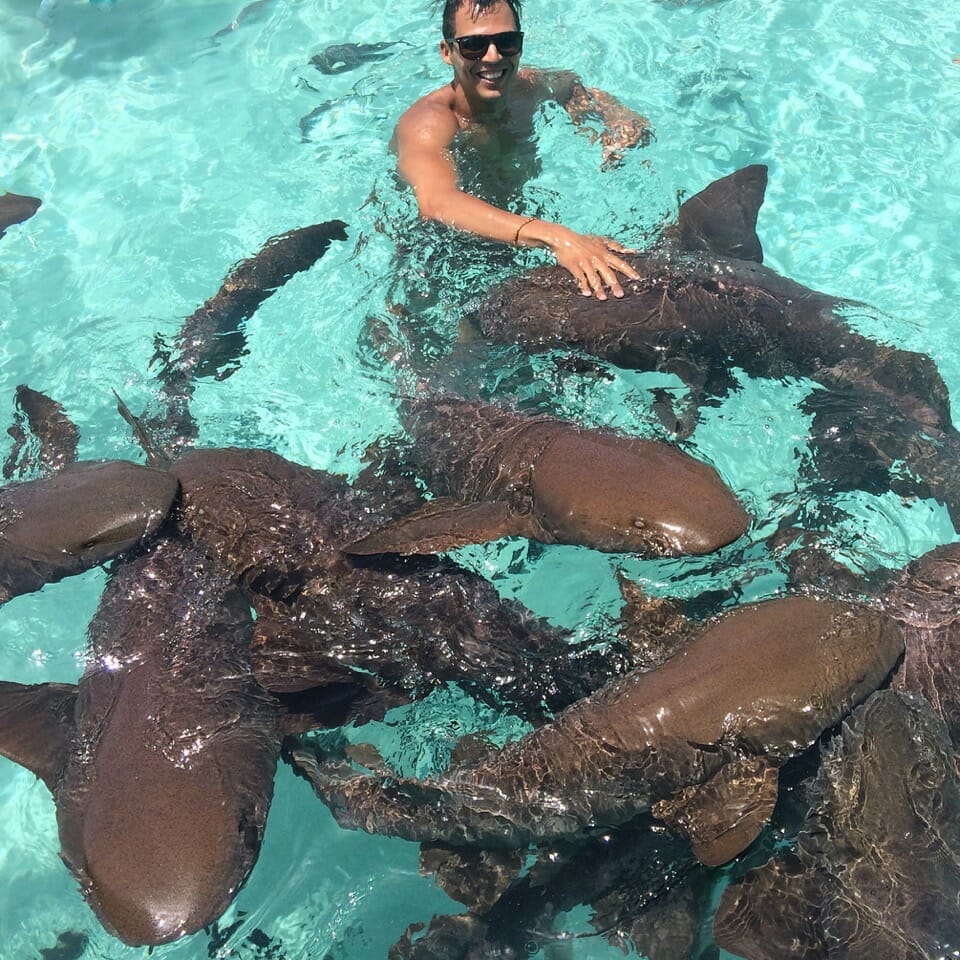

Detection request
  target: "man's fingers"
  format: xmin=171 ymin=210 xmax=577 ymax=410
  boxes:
xmin=593 ymin=259 xmax=623 ymax=299
xmin=607 ymin=251 xmax=641 ymax=282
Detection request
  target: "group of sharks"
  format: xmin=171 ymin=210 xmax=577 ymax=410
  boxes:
xmin=1 ymin=165 xmax=959 ymax=959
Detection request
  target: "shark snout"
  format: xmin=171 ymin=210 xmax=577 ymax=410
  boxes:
xmin=530 ymin=430 xmax=749 ymax=555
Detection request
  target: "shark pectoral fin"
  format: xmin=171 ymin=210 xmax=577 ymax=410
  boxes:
xmin=0 ymin=680 xmax=76 ymax=791
xmin=342 ymin=498 xmax=540 ymax=556
xmin=652 ymin=756 xmax=779 ymax=867
xmin=420 ymin=841 xmax=525 ymax=912
xmin=677 ymin=164 xmax=768 ymax=263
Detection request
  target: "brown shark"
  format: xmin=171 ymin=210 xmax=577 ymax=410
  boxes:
xmin=3 ymin=384 xmax=80 ymax=479
xmin=476 ymin=165 xmax=960 ymax=520
xmin=167 ymin=444 xmax=640 ymax=719
xmin=343 ymin=393 xmax=749 ymax=558
xmin=0 ymin=459 xmax=178 ymax=605
xmin=0 ymin=535 xmax=281 ymax=945
xmin=143 ymin=219 xmax=348 ymax=453
xmin=291 ymin=595 xmax=903 ymax=866
xmin=0 ymin=192 xmax=41 ymax=238
xmin=713 ymin=689 xmax=960 ymax=960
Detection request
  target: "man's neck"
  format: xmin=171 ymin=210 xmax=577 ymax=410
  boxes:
xmin=451 ymin=81 xmax=509 ymax=125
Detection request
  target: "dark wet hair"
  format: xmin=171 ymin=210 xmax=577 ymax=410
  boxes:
xmin=440 ymin=0 xmax=522 ymax=39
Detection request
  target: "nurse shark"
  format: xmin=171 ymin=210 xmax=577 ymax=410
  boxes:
xmin=0 ymin=218 xmax=357 ymax=945
xmin=291 ymin=595 xmax=902 ymax=867
xmin=713 ymin=689 xmax=960 ymax=960
xmin=476 ymin=165 xmax=960 ymax=521
xmin=0 ymin=414 xmax=658 ymax=941
xmin=0 ymin=191 xmax=41 ymax=238
xmin=344 ymin=391 xmax=749 ymax=558
xmin=0 ymin=536 xmax=282 ymax=945
xmin=143 ymin=219 xmax=348 ymax=454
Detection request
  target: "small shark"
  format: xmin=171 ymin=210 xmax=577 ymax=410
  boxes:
xmin=143 ymin=219 xmax=348 ymax=454
xmin=310 ymin=41 xmax=404 ymax=75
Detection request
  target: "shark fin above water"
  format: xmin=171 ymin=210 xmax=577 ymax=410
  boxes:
xmin=674 ymin=163 xmax=767 ymax=263
xmin=0 ymin=680 xmax=76 ymax=792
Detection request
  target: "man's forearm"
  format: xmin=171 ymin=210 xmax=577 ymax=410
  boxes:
xmin=415 ymin=187 xmax=543 ymax=247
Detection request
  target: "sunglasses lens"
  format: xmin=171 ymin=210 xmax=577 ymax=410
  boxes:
xmin=458 ymin=36 xmax=488 ymax=58
xmin=497 ymin=33 xmax=522 ymax=55
xmin=454 ymin=32 xmax=523 ymax=59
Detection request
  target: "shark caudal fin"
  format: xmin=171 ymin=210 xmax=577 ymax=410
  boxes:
xmin=3 ymin=385 xmax=80 ymax=481
xmin=676 ymin=164 xmax=768 ymax=263
xmin=0 ymin=680 xmax=76 ymax=792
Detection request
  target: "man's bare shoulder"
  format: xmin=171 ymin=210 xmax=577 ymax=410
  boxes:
xmin=396 ymin=86 xmax=459 ymax=145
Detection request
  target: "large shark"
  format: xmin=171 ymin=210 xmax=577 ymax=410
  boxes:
xmin=0 ymin=397 xmax=400 ymax=944
xmin=342 ymin=392 xmax=749 ymax=558
xmin=713 ymin=689 xmax=960 ymax=960
xmin=0 ymin=535 xmax=282 ymax=945
xmin=291 ymin=595 xmax=903 ymax=867
xmin=475 ymin=165 xmax=960 ymax=520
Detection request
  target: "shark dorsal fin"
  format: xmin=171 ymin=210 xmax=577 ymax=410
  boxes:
xmin=677 ymin=164 xmax=768 ymax=263
xmin=0 ymin=681 xmax=76 ymax=792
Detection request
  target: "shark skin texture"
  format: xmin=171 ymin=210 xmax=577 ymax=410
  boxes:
xmin=291 ymin=595 xmax=903 ymax=868
xmin=168 ymin=444 xmax=641 ymax=721
xmin=0 ymin=536 xmax=281 ymax=946
xmin=477 ymin=165 xmax=960 ymax=522
xmin=713 ymin=689 xmax=960 ymax=960
xmin=343 ymin=392 xmax=749 ymax=559
xmin=0 ymin=460 xmax=179 ymax=606
xmin=0 ymin=191 xmax=41 ymax=238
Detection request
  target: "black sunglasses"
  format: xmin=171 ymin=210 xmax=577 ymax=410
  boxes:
xmin=447 ymin=31 xmax=524 ymax=60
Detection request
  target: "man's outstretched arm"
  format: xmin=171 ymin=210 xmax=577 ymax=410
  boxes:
xmin=395 ymin=99 xmax=640 ymax=299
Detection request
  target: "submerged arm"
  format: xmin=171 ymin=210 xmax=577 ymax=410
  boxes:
xmin=538 ymin=69 xmax=652 ymax=169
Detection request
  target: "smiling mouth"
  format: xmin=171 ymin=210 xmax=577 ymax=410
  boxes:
xmin=477 ymin=67 xmax=508 ymax=83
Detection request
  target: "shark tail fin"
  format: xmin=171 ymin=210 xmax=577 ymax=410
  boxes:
xmin=3 ymin=385 xmax=80 ymax=480
xmin=677 ymin=164 xmax=768 ymax=263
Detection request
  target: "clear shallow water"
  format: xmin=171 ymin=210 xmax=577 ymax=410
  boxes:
xmin=0 ymin=0 xmax=958 ymax=957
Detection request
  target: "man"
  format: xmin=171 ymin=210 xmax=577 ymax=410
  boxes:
xmin=394 ymin=0 xmax=650 ymax=300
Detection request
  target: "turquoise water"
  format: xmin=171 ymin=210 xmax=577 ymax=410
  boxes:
xmin=0 ymin=0 xmax=959 ymax=957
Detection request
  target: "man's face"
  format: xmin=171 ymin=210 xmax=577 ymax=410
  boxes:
xmin=440 ymin=1 xmax=521 ymax=109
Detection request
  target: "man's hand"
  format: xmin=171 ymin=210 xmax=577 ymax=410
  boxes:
xmin=539 ymin=225 xmax=640 ymax=299
xmin=600 ymin=113 xmax=652 ymax=170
